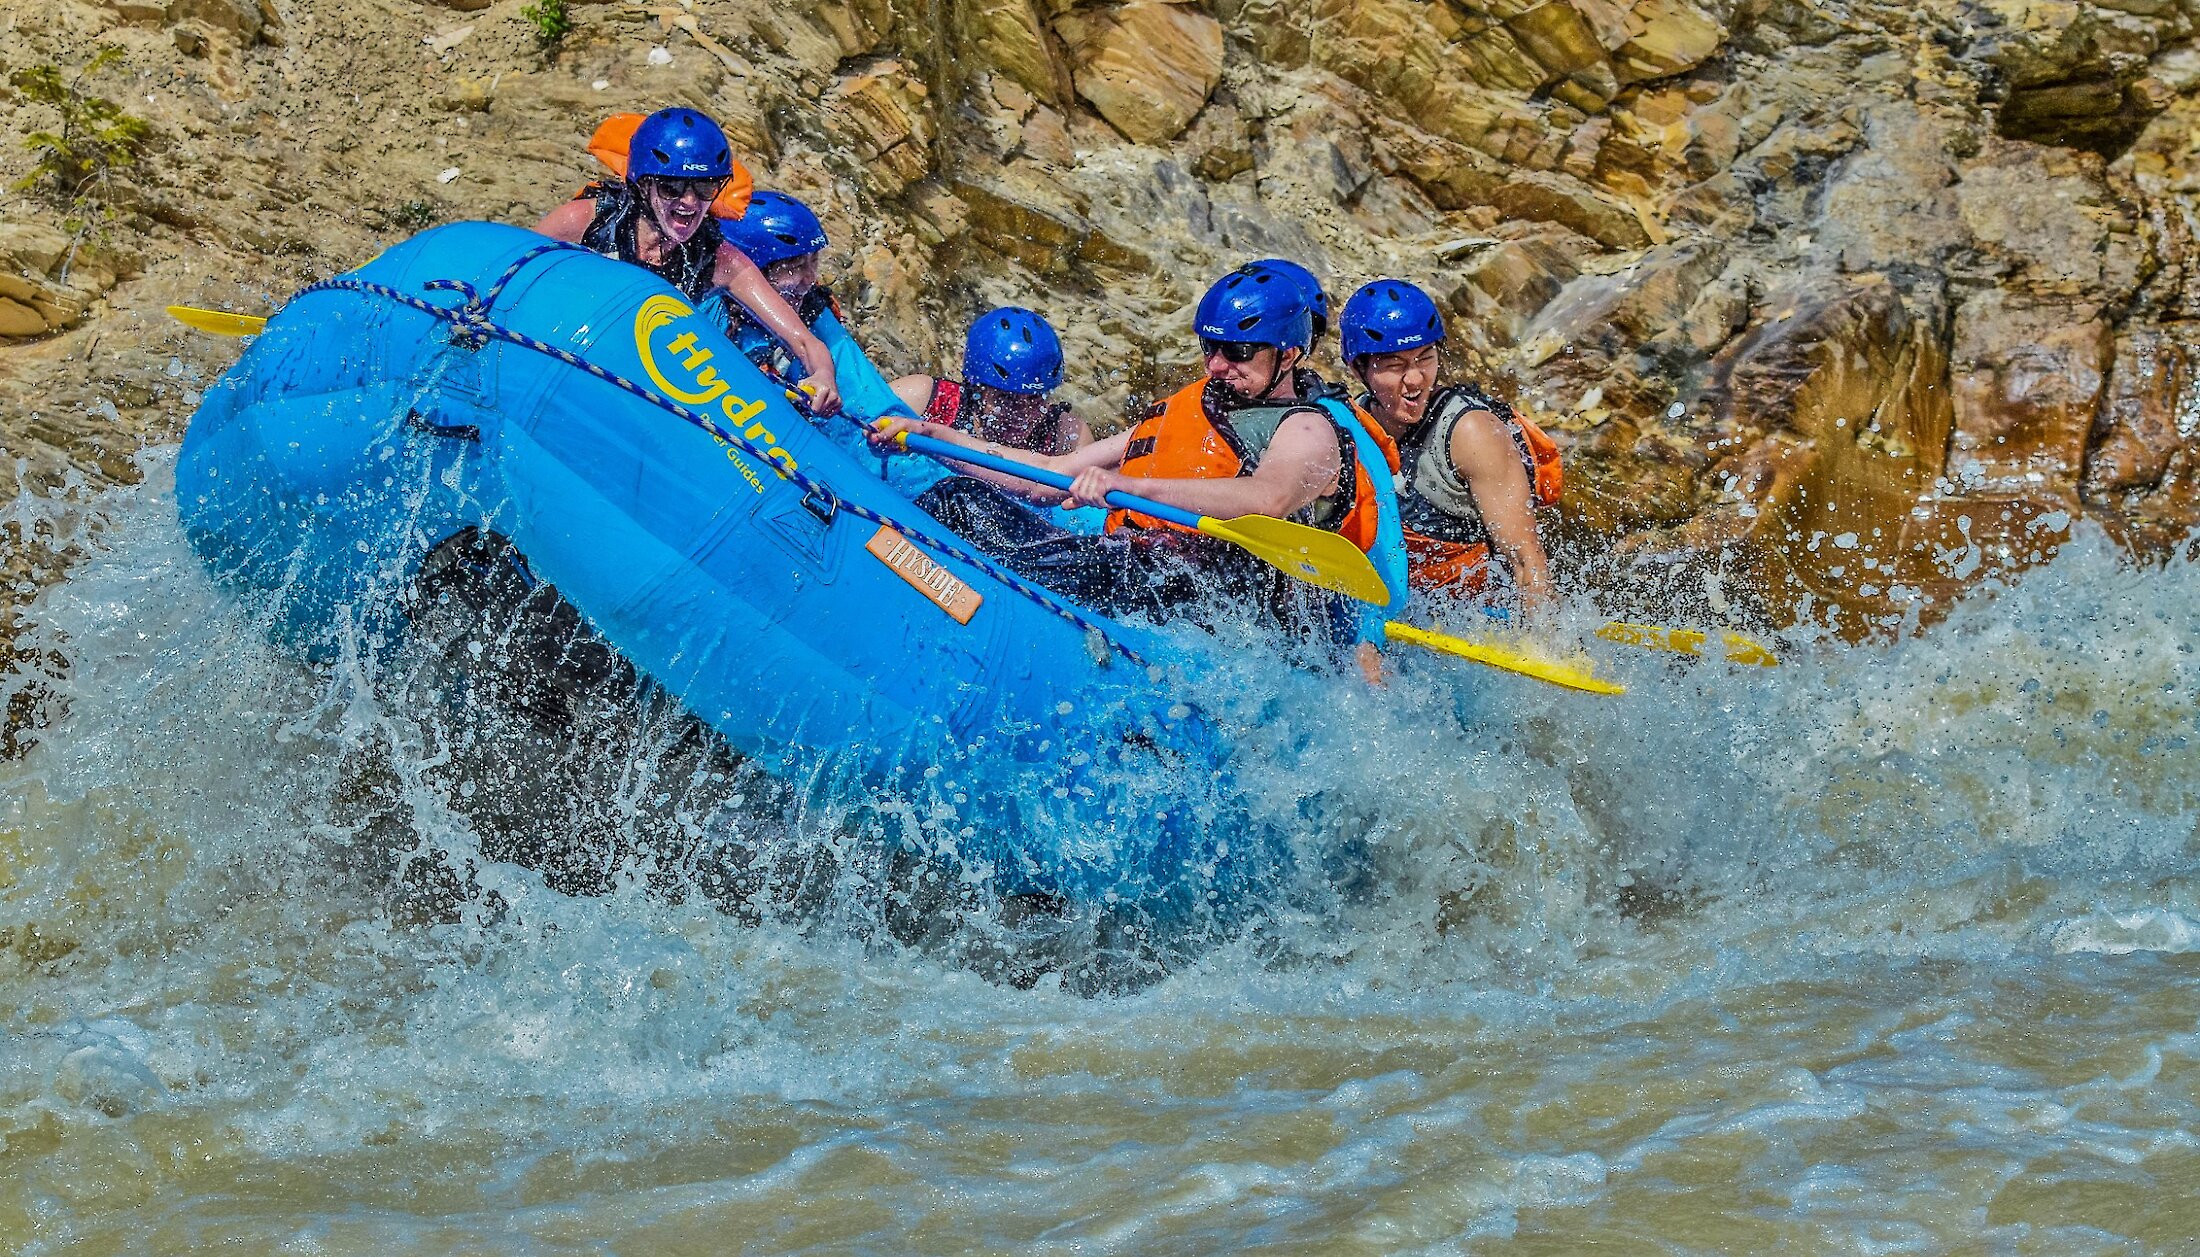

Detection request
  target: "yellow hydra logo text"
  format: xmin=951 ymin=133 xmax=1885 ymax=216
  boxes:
xmin=634 ymin=294 xmax=798 ymax=489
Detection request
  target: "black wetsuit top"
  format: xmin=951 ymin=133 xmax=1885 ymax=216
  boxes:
xmin=579 ymin=180 xmax=724 ymax=303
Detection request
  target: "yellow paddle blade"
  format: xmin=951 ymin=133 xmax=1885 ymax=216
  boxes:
xmin=1597 ymin=620 xmax=1705 ymax=655
xmin=167 ymin=305 xmax=266 ymax=336
xmin=1197 ymin=513 xmax=1392 ymax=604
xmin=1719 ymin=630 xmax=1780 ymax=666
xmin=1597 ymin=621 xmax=1780 ymax=666
xmin=1385 ymin=621 xmax=1626 ymax=695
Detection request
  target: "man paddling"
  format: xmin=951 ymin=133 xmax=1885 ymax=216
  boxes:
xmin=891 ymin=305 xmax=1101 ymax=534
xmin=533 ymin=108 xmax=841 ymax=416
xmin=872 ymin=266 xmax=1393 ymax=636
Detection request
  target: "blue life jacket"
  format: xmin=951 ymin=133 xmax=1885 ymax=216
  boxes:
xmin=813 ymin=308 xmax=957 ymax=499
xmin=1314 ymin=395 xmax=1409 ymax=644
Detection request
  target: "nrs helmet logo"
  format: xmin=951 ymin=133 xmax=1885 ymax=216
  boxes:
xmin=633 ymin=294 xmax=798 ymax=489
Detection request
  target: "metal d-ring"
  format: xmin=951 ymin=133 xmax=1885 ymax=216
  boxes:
xmin=799 ymin=485 xmax=839 ymax=525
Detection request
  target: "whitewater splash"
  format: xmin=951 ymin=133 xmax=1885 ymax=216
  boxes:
xmin=2 ymin=452 xmax=2196 ymax=1249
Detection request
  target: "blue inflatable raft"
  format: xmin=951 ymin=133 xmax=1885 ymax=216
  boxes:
xmin=177 ymin=223 xmax=1275 ymax=927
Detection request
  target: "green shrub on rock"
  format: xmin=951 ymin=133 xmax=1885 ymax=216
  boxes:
xmin=521 ymin=0 xmax=573 ymax=47
xmin=9 ymin=48 xmax=152 ymax=214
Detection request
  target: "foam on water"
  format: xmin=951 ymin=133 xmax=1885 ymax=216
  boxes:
xmin=2 ymin=452 xmax=2197 ymax=1251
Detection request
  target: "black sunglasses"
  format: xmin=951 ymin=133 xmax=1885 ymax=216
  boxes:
xmin=642 ymin=176 xmax=729 ymax=202
xmin=1200 ymin=339 xmax=1267 ymax=364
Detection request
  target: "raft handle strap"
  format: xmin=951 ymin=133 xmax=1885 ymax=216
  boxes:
xmin=405 ymin=409 xmax=481 ymax=443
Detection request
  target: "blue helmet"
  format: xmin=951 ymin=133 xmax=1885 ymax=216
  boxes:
xmin=723 ymin=190 xmax=829 ymax=268
xmin=1195 ymin=265 xmax=1314 ymax=351
xmin=1248 ymin=258 xmax=1331 ymax=343
xmin=964 ymin=306 xmax=1064 ymax=395
xmin=627 ymin=108 xmax=734 ymax=181
xmin=1340 ymin=279 xmax=1447 ymax=361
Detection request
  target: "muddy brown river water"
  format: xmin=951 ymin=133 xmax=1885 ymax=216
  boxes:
xmin=3 ymin=457 xmax=2196 ymax=1253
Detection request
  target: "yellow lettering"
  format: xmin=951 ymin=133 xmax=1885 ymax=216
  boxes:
xmin=684 ymin=366 xmax=731 ymax=405
xmin=667 ymin=332 xmax=713 ymax=371
xmin=634 ymin=296 xmax=798 ymax=488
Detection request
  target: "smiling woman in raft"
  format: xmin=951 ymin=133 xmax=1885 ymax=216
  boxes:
xmin=533 ymin=107 xmax=842 ymax=416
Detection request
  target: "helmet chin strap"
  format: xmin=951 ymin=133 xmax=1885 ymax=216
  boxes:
xmin=633 ymin=179 xmax=663 ymax=230
xmin=1253 ymin=347 xmax=1299 ymax=401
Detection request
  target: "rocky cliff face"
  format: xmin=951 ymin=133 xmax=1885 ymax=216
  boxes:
xmin=3 ymin=0 xmax=2199 ymax=643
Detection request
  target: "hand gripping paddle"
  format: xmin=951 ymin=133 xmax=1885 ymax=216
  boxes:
xmin=892 ymin=428 xmax=1624 ymax=694
xmin=894 ymin=431 xmax=1393 ymax=605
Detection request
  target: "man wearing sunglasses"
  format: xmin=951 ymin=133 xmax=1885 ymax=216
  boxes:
xmin=1095 ymin=264 xmax=1369 ymax=547
xmin=535 ymin=107 xmax=840 ymax=415
xmin=871 ymin=266 xmax=1389 ymax=634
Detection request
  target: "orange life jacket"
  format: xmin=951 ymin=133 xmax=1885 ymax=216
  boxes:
xmin=584 ymin=114 xmax=754 ymax=221
xmin=1518 ymin=407 xmax=1563 ymax=508
xmin=1105 ymin=376 xmax=1397 ymax=556
xmin=1403 ymin=534 xmax=1498 ymax=595
xmin=1390 ymin=385 xmax=1561 ymax=593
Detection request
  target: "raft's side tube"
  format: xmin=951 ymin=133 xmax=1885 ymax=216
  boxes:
xmin=177 ymin=223 xmax=1282 ymax=920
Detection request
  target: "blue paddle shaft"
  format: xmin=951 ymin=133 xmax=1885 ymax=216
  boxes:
xmin=902 ymin=432 xmax=1205 ymax=531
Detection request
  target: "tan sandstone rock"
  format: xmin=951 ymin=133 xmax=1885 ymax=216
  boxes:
xmin=960 ymin=0 xmax=1067 ymax=105
xmin=1489 ymin=169 xmax=1656 ymax=249
xmin=1613 ymin=0 xmax=1726 ymax=85
xmin=1452 ymin=234 xmax=1583 ymax=339
xmin=1626 ymin=275 xmax=1961 ymax=632
xmin=1947 ymin=289 xmax=2110 ymax=499
xmin=0 ymin=224 xmax=124 ymax=341
xmin=1958 ymin=138 xmax=2149 ymax=299
xmin=1062 ymin=2 xmax=1225 ymax=145
xmin=820 ymin=60 xmax=934 ymax=196
xmin=2084 ymin=323 xmax=2200 ymax=496
xmin=0 ymin=298 xmax=49 ymax=340
xmin=102 ymin=0 xmax=275 ymax=40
